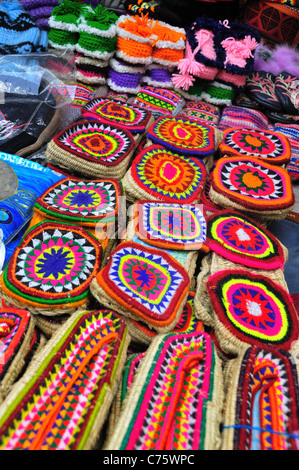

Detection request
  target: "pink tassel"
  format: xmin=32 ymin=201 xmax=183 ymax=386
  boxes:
xmin=172 ymin=73 xmax=195 ymax=91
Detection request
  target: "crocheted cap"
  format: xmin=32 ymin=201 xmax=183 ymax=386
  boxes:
xmin=116 ymin=14 xmax=155 ymax=65
xmin=143 ymin=64 xmax=173 ymax=88
xmin=201 ymin=81 xmax=235 ymax=107
xmin=132 ymin=85 xmax=185 ymax=117
xmin=180 ymin=100 xmax=220 ymax=125
xmin=48 ymin=0 xmax=84 ymax=32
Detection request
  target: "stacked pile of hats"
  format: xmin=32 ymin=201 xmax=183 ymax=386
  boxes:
xmin=108 ymin=13 xmax=186 ymax=93
xmin=19 ymin=0 xmax=60 ymax=31
xmin=48 ymin=0 xmax=118 ymax=85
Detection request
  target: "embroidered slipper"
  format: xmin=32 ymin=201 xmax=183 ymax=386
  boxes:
xmin=116 ymin=14 xmax=155 ymax=65
xmin=206 ymin=269 xmax=299 ymax=356
xmin=104 ymin=331 xmax=224 ymax=450
xmin=35 ymin=313 xmax=69 ymax=338
xmin=122 ymin=144 xmax=207 ymax=204
xmin=221 ymin=346 xmax=299 ymax=450
xmin=107 ymin=58 xmax=145 ymax=94
xmin=151 ymin=20 xmax=186 ymax=68
xmin=275 ymin=72 xmax=299 ymax=115
xmin=0 ymin=305 xmax=35 ymax=403
xmin=131 ymin=85 xmax=185 ymax=118
xmin=245 ymin=71 xmax=283 ymax=113
xmin=82 ymin=97 xmax=154 ymax=144
xmin=217 ymin=106 xmax=270 ymax=131
xmin=125 ymin=291 xmax=203 ymax=346
xmin=142 ymin=64 xmax=173 ymax=89
xmin=90 ymin=241 xmax=190 ymax=334
xmin=206 ymin=210 xmax=286 ymax=270
xmin=235 ymin=93 xmax=262 ymax=110
xmin=0 ymin=310 xmax=130 ymax=450
xmin=209 ymin=156 xmax=295 ymax=221
xmin=219 ymin=128 xmax=291 ymax=166
xmin=0 ymin=221 xmax=101 ymax=316
xmin=131 ymin=200 xmax=207 ymax=251
xmin=146 ymin=115 xmax=222 ymax=159
xmin=265 ymin=111 xmax=299 ymax=125
xmin=180 ymin=100 xmax=220 ymax=125
xmin=45 ymin=120 xmax=136 ymax=179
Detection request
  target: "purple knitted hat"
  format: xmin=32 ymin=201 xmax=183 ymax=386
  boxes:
xmin=108 ymin=58 xmax=145 ymax=94
xmin=29 ymin=6 xmax=55 ymax=20
xmin=143 ymin=64 xmax=173 ymax=88
xmin=20 ymin=0 xmax=59 ymax=8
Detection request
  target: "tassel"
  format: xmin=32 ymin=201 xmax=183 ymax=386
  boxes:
xmin=172 ymin=73 xmax=195 ymax=91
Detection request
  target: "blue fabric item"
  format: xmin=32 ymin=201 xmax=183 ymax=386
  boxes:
xmin=0 ymin=1 xmax=46 ymax=54
xmin=269 ymin=219 xmax=299 ymax=295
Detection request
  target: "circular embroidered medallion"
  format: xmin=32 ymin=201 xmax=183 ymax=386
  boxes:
xmin=96 ymin=241 xmax=190 ymax=329
xmin=131 ymin=145 xmax=207 ymax=203
xmin=219 ymin=129 xmax=291 ymax=165
xmin=82 ymin=98 xmax=152 ymax=134
xmin=212 ymin=156 xmax=294 ymax=210
xmin=134 ymin=200 xmax=206 ymax=250
xmin=207 ymin=210 xmax=285 ymax=269
xmin=147 ymin=116 xmax=215 ymax=156
xmin=2 ymin=222 xmax=101 ymax=306
xmin=35 ymin=177 xmax=122 ymax=225
xmin=54 ymin=121 xmax=135 ymax=165
xmin=207 ymin=270 xmax=299 ymax=351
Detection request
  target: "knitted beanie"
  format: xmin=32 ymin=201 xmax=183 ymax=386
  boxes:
xmin=108 ymin=58 xmax=145 ymax=94
xmin=151 ymin=20 xmax=186 ymax=67
xmin=20 ymin=0 xmax=60 ymax=8
xmin=201 ymin=81 xmax=235 ymax=107
xmin=48 ymin=0 xmax=85 ymax=49
xmin=142 ymin=64 xmax=173 ymax=88
xmin=116 ymin=14 xmax=155 ymax=65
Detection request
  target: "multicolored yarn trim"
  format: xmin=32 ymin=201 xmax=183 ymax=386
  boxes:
xmin=207 ymin=270 xmax=299 ymax=354
xmin=34 ymin=177 xmax=122 ymax=227
xmin=218 ymin=106 xmax=270 ymax=131
xmin=0 ymin=310 xmax=129 ymax=450
xmin=0 ymin=221 xmax=101 ymax=313
xmin=222 ymin=346 xmax=299 ymax=450
xmin=104 ymin=331 xmax=223 ymax=450
xmin=91 ymin=241 xmax=190 ymax=333
xmin=124 ymin=144 xmax=207 ymax=204
xmin=133 ymin=200 xmax=206 ymax=251
xmin=82 ymin=98 xmax=153 ymax=135
xmin=147 ymin=116 xmax=216 ymax=157
xmin=180 ymin=100 xmax=219 ymax=125
xmin=219 ymin=128 xmax=291 ymax=166
xmin=132 ymin=86 xmax=184 ymax=117
xmin=206 ymin=210 xmax=286 ymax=270
xmin=210 ymin=156 xmax=294 ymax=213
xmin=0 ymin=305 xmax=35 ymax=402
xmin=274 ymin=124 xmax=299 ymax=182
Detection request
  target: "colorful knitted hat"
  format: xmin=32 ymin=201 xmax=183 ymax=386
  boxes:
xmin=122 ymin=144 xmax=207 ymax=204
xmin=108 ymin=58 xmax=145 ymax=94
xmin=45 ymin=120 xmax=136 ymax=179
xmin=245 ymin=71 xmax=283 ymax=112
xmin=209 ymin=156 xmax=295 ymax=220
xmin=90 ymin=241 xmax=190 ymax=333
xmin=142 ymin=64 xmax=173 ymax=89
xmin=274 ymin=123 xmax=299 ymax=182
xmin=76 ymin=4 xmax=118 ymax=60
xmin=0 ymin=310 xmax=130 ymax=450
xmin=0 ymin=221 xmax=101 ymax=316
xmin=132 ymin=85 xmax=185 ymax=118
xmin=206 ymin=269 xmax=299 ymax=355
xmin=75 ymin=63 xmax=107 ymax=86
xmin=218 ymin=128 xmax=292 ymax=166
xmin=104 ymin=331 xmax=224 ymax=450
xmin=176 ymin=77 xmax=205 ymax=102
xmin=151 ymin=20 xmax=186 ymax=67
xmin=146 ymin=115 xmax=222 ymax=158
xmin=180 ymin=100 xmax=220 ymax=125
xmin=48 ymin=0 xmax=84 ymax=49
xmin=201 ymin=80 xmax=235 ymax=107
xmin=206 ymin=210 xmax=286 ymax=270
xmin=172 ymin=16 xmax=225 ymax=91
xmin=221 ymin=346 xmax=299 ymax=450
xmin=116 ymin=14 xmax=155 ymax=65
xmin=82 ymin=97 xmax=154 ymax=142
xmin=132 ymin=200 xmax=207 ymax=251
xmin=106 ymin=90 xmax=129 ymax=104
xmin=218 ymin=105 xmax=270 ymax=131
xmin=0 ymin=305 xmax=35 ymax=403
xmin=123 ymin=291 xmax=203 ymax=346
xmin=216 ymin=21 xmax=260 ymax=90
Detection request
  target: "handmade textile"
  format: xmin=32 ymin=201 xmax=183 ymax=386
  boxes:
xmin=209 ymin=156 xmax=294 ymax=220
xmin=218 ymin=106 xmax=270 ymax=131
xmin=0 ymin=306 xmax=35 ymax=403
xmin=245 ymin=71 xmax=283 ymax=113
xmin=200 ymin=175 xmax=222 ymax=216
xmin=75 ymin=63 xmax=107 ymax=86
xmin=45 ymin=120 xmax=136 ymax=179
xmin=104 ymin=331 xmax=223 ymax=450
xmin=116 ymin=14 xmax=155 ymax=65
xmin=218 ymin=128 xmax=291 ymax=166
xmin=151 ymin=20 xmax=186 ymax=68
xmin=132 ymin=86 xmax=185 ymax=118
xmin=90 ymin=241 xmax=190 ymax=333
xmin=275 ymin=72 xmax=299 ymax=115
xmin=142 ymin=64 xmax=173 ymax=89
xmin=244 ymin=0 xmax=299 ymax=46
xmin=221 ymin=346 xmax=299 ymax=450
xmin=274 ymin=124 xmax=299 ymax=181
xmin=201 ymin=81 xmax=235 ymax=107
xmin=147 ymin=116 xmax=220 ymax=158
xmin=82 ymin=98 xmax=154 ymax=139
xmin=122 ymin=144 xmax=207 ymax=204
xmin=132 ymin=200 xmax=206 ymax=251
xmin=124 ymin=291 xmax=203 ymax=346
xmin=0 ymin=310 xmax=130 ymax=450
xmin=0 ymin=221 xmax=101 ymax=315
xmin=180 ymin=100 xmax=219 ymax=125
xmin=207 ymin=210 xmax=286 ymax=270
xmin=107 ymin=58 xmax=145 ymax=94
xmin=35 ymin=313 xmax=69 ymax=337
xmin=206 ymin=270 xmax=299 ymax=355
